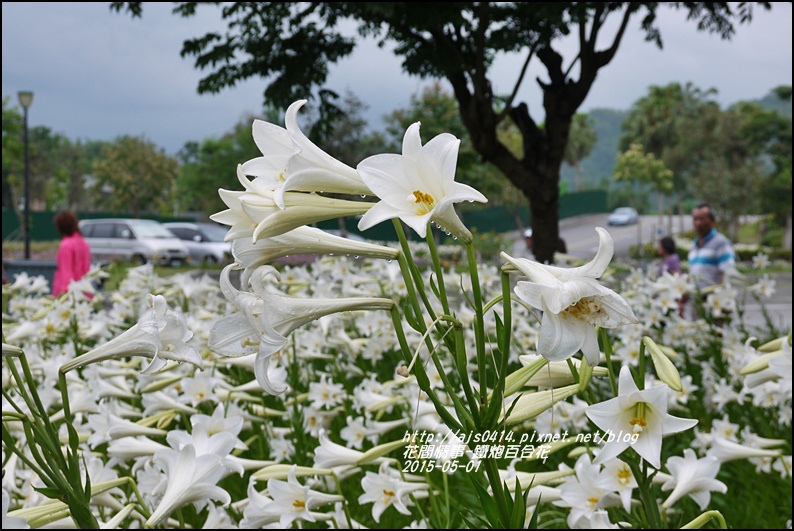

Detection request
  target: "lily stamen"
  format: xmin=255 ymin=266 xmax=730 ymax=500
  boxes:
xmin=409 ymin=190 xmax=435 ymax=215
xmin=630 ymin=402 xmax=648 ymax=434
xmin=563 ymin=297 xmax=606 ymax=321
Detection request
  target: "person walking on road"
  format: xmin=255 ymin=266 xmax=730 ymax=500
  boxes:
xmin=687 ymin=203 xmax=736 ymax=289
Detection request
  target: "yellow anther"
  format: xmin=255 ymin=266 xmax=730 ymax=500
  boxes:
xmin=562 ymin=297 xmax=605 ymax=321
xmin=409 ymin=190 xmax=435 ymax=214
xmin=630 ymin=402 xmax=648 ymax=433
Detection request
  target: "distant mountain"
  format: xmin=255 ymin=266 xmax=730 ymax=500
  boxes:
xmin=560 ymin=87 xmax=791 ymax=192
xmin=561 ymin=108 xmax=627 ymax=191
xmin=755 ymin=89 xmax=792 ymax=118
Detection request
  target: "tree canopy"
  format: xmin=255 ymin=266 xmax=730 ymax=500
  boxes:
xmin=108 ymin=2 xmax=774 ymax=261
xmin=91 ymin=136 xmax=180 ymax=217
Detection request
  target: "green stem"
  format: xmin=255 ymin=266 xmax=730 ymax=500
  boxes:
xmin=628 ymin=456 xmax=663 ymax=529
xmin=465 ymin=241 xmax=488 ymax=414
xmin=7 ymin=361 xmax=69 ymax=473
xmin=599 ymin=327 xmax=619 ymax=396
xmin=392 ymin=223 xmax=475 ymax=431
xmin=482 ymin=456 xmax=511 ymax=526
xmin=482 ymin=271 xmax=512 ymax=426
xmin=681 ymin=510 xmax=728 ymax=529
xmin=1 ymin=421 xmax=52 ymax=482
xmin=331 ymin=471 xmax=355 ymax=529
xmin=393 ymin=220 xmax=439 ymax=323
xmin=59 ymin=371 xmax=73 ymax=426
xmin=637 ymin=340 xmax=647 ymax=391
xmin=390 ymin=306 xmax=465 ymax=433
xmin=426 ymin=229 xmax=451 ymax=316
xmin=454 ymin=325 xmax=481 ymax=426
xmin=482 ymin=294 xmax=504 ymax=315
xmin=443 ymin=470 xmax=451 ymax=528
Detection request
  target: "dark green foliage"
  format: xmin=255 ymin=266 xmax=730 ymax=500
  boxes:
xmin=109 ymin=1 xmax=775 ymax=264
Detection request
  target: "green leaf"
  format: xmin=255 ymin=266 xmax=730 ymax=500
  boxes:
xmin=509 ymin=477 xmax=527 ymax=529
xmin=429 ymin=272 xmax=441 ymax=299
xmin=469 ymin=475 xmax=501 ymax=529
xmin=526 ymin=493 xmax=541 ymax=529
xmin=34 ymin=486 xmax=63 ymax=500
xmin=83 ymin=454 xmax=92 ymax=499
xmin=461 ymin=513 xmax=492 ymax=530
xmin=402 ymin=298 xmax=421 ymax=332
xmin=494 ymin=312 xmax=505 ymax=349
xmin=67 ymin=421 xmax=80 ymax=452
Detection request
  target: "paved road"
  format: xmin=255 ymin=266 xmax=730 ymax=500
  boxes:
xmin=560 ymin=214 xmax=688 ymax=260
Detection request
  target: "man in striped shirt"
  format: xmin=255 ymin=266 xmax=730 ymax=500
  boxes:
xmin=688 ymin=203 xmax=736 ymax=289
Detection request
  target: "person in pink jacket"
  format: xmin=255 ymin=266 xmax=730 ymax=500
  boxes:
xmin=52 ymin=211 xmax=91 ymax=296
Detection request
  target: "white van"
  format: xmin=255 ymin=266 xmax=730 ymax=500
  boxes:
xmin=79 ymin=218 xmax=190 ymax=266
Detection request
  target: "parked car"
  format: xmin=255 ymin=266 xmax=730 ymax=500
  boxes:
xmin=79 ymin=218 xmax=190 ymax=266
xmin=607 ymin=207 xmax=639 ymax=226
xmin=163 ymin=222 xmax=232 ymax=264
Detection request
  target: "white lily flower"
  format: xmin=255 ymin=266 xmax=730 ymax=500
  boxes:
xmin=262 ymin=465 xmax=343 ymax=528
xmin=706 ymin=434 xmax=784 ymax=463
xmin=231 ymin=225 xmax=398 ymax=283
xmin=594 ymin=459 xmax=637 ymax=512
xmin=241 ymin=99 xmax=371 ymax=208
xmin=554 ymin=454 xmax=623 ymax=527
xmin=60 ymin=294 xmax=203 ymax=374
xmin=501 ymin=228 xmax=638 ymax=365
xmin=145 ymin=444 xmax=235 ymax=528
xmin=314 ymin=430 xmax=371 ymax=469
xmin=106 ymin=436 xmax=169 ymax=463
xmin=3 ymin=488 xmax=29 ymax=530
xmin=239 ymin=478 xmax=280 ymax=528
xmin=661 ymin=449 xmax=727 ymax=509
xmin=85 ymin=408 xmax=167 ymax=449
xmin=357 ymin=122 xmax=487 ymax=242
xmin=278 ymin=99 xmax=371 ymax=203
xmin=208 ymin=264 xmax=393 ymax=393
xmin=358 ymin=461 xmax=430 ymax=523
xmin=211 ymin=166 xmax=373 ymax=242
xmin=586 ymin=365 xmax=698 ymax=469
xmin=239 ymin=110 xmax=299 ymax=196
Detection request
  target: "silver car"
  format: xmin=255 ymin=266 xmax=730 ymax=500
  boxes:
xmin=163 ymin=222 xmax=232 ymax=264
xmin=79 ymin=218 xmax=190 ymax=266
xmin=607 ymin=207 xmax=639 ymax=226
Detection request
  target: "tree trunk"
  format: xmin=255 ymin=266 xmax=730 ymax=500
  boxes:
xmin=444 ymin=9 xmax=632 ymax=264
xmin=657 ymin=192 xmax=664 ymax=238
xmin=728 ymin=217 xmax=740 ymax=243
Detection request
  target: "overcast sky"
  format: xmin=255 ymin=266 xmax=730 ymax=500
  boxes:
xmin=3 ymin=2 xmax=792 ymax=156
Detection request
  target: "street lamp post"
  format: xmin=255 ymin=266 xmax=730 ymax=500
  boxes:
xmin=18 ymin=91 xmax=33 ymax=260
